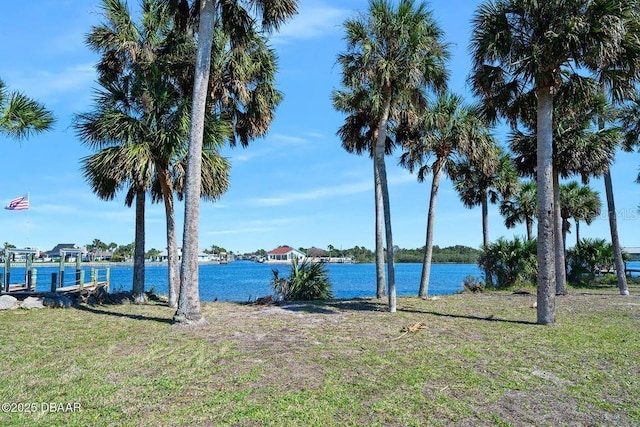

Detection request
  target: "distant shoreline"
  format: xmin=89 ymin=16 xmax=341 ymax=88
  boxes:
xmin=20 ymin=260 xmax=481 ymax=268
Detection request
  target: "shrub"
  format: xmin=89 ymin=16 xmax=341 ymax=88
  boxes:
xmin=271 ymin=258 xmax=333 ymax=301
xmin=478 ymin=237 xmax=537 ymax=289
xmin=566 ymin=238 xmax=626 ymax=286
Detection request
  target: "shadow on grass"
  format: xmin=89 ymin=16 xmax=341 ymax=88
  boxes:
xmin=282 ymin=298 xmax=388 ymax=314
xmin=234 ymin=298 xmax=386 ymax=315
xmin=74 ymin=303 xmax=174 ymax=325
xmin=236 ymin=297 xmax=539 ymax=325
xmin=398 ymin=307 xmax=538 ymax=326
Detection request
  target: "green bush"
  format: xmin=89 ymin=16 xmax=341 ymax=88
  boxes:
xmin=271 ymin=258 xmax=333 ymax=301
xmin=566 ymin=238 xmax=625 ymax=286
xmin=478 ymin=237 xmax=537 ymax=289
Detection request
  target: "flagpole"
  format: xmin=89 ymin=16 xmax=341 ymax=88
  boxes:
xmin=26 ymin=192 xmax=30 ymax=248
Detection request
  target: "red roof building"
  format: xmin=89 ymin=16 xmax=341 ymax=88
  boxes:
xmin=266 ymin=245 xmax=306 ymax=262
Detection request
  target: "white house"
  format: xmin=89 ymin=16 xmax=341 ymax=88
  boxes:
xmin=266 ymin=245 xmax=306 ymax=263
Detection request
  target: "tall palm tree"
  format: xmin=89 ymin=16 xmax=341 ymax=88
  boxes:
xmin=509 ymin=75 xmax=618 ymax=295
xmin=333 ymin=87 xmax=395 ymax=299
xmin=78 ymin=0 xmax=230 ymax=304
xmin=452 ymin=146 xmax=518 ymax=287
xmin=337 ymin=0 xmax=449 ymax=311
xmin=587 ymin=5 xmax=640 ymax=297
xmin=560 ymin=182 xmax=602 ymax=248
xmin=0 ymin=78 xmax=54 ymax=140
xmin=500 ymin=181 xmax=537 ymax=242
xmin=400 ymin=93 xmax=493 ymax=297
xmin=470 ymin=0 xmax=635 ymax=324
xmin=177 ymin=0 xmax=297 ymax=324
xmin=79 ymin=0 xmax=182 ymax=304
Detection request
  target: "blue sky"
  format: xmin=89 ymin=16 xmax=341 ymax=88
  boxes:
xmin=1 ymin=0 xmax=639 ymax=255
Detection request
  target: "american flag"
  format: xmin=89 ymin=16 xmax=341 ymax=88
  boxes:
xmin=5 ymin=195 xmax=29 ymax=211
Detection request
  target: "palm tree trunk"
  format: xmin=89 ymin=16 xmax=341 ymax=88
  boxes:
xmin=575 ymin=220 xmax=580 ymax=245
xmin=481 ymin=189 xmax=490 ymax=248
xmin=526 ymin=219 xmax=533 ymax=242
xmin=419 ymin=159 xmax=443 ymax=298
xmin=603 ymin=168 xmax=629 ymax=295
xmin=174 ymin=0 xmax=215 ymax=325
xmin=159 ymin=168 xmax=180 ymax=308
xmin=132 ymin=188 xmax=146 ymax=303
xmin=536 ymin=86 xmax=556 ymax=325
xmin=375 ymin=94 xmax=396 ymax=312
xmin=374 ymin=158 xmax=386 ymax=298
xmin=553 ymin=172 xmax=567 ymax=295
xmin=481 ymin=190 xmax=493 ymax=287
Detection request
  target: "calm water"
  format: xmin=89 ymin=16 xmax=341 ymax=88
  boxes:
xmin=3 ymin=261 xmax=483 ymax=301
xmin=8 ymin=260 xmax=639 ymax=302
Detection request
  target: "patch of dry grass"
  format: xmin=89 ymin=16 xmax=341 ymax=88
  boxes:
xmin=0 ymin=287 xmax=639 ymax=426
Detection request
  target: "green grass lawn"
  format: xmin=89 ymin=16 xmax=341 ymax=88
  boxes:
xmin=1 ymin=286 xmax=639 ymax=426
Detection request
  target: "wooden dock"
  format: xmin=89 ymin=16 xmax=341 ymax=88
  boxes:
xmin=1 ymin=281 xmax=109 ymax=299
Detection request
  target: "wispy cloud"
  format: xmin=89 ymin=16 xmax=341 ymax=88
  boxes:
xmin=248 ymin=172 xmax=415 ymax=207
xmin=225 ymin=132 xmax=317 ymax=163
xmin=272 ymin=1 xmax=351 ymax=44
xmin=250 ymin=181 xmax=370 ymax=207
xmin=205 ymin=216 xmax=304 ymax=235
xmin=207 ymin=226 xmax=277 ymax=236
xmin=7 ymin=63 xmax=96 ymax=102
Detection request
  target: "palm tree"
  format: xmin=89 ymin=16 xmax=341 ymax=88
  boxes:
xmin=400 ymin=93 xmax=494 ymax=297
xmin=617 ymin=94 xmax=640 ymax=294
xmin=80 ymin=141 xmax=153 ymax=303
xmin=560 ymin=182 xmax=602 ymax=248
xmin=77 ymin=0 xmax=230 ymax=304
xmin=500 ymin=181 xmax=537 ymax=242
xmin=587 ymin=5 xmax=640 ymax=297
xmin=452 ymin=146 xmax=518 ymax=248
xmin=509 ymin=76 xmax=618 ymax=295
xmin=620 ymin=95 xmax=640 ymax=163
xmin=176 ymin=0 xmax=297 ymax=324
xmin=78 ymin=0 xmax=181 ymax=304
xmin=333 ymin=87 xmax=395 ymax=298
xmin=452 ymin=146 xmax=518 ymax=287
xmin=0 ymin=78 xmax=54 ymax=140
xmin=470 ymin=0 xmax=636 ymax=324
xmin=336 ymin=0 xmax=449 ymax=311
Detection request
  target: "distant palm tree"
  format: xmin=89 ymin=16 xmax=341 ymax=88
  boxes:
xmin=452 ymin=146 xmax=518 ymax=287
xmin=500 ymin=181 xmax=537 ymax=242
xmin=560 ymin=182 xmax=602 ymax=248
xmin=400 ymin=93 xmax=493 ymax=297
xmin=176 ymin=0 xmax=297 ymax=324
xmin=337 ymin=0 xmax=449 ymax=311
xmin=0 ymin=78 xmax=54 ymax=140
xmin=470 ymin=0 xmax=636 ymax=324
xmin=452 ymin=146 xmax=518 ymax=248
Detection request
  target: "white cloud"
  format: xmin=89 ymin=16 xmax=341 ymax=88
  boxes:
xmin=247 ymin=172 xmax=416 ymax=207
xmin=207 ymin=226 xmax=277 ymax=236
xmin=272 ymin=2 xmax=351 ymax=44
xmin=6 ymin=63 xmax=96 ymax=101
xmin=225 ymin=132 xmax=317 ymax=164
xmin=271 ymin=134 xmax=310 ymax=145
